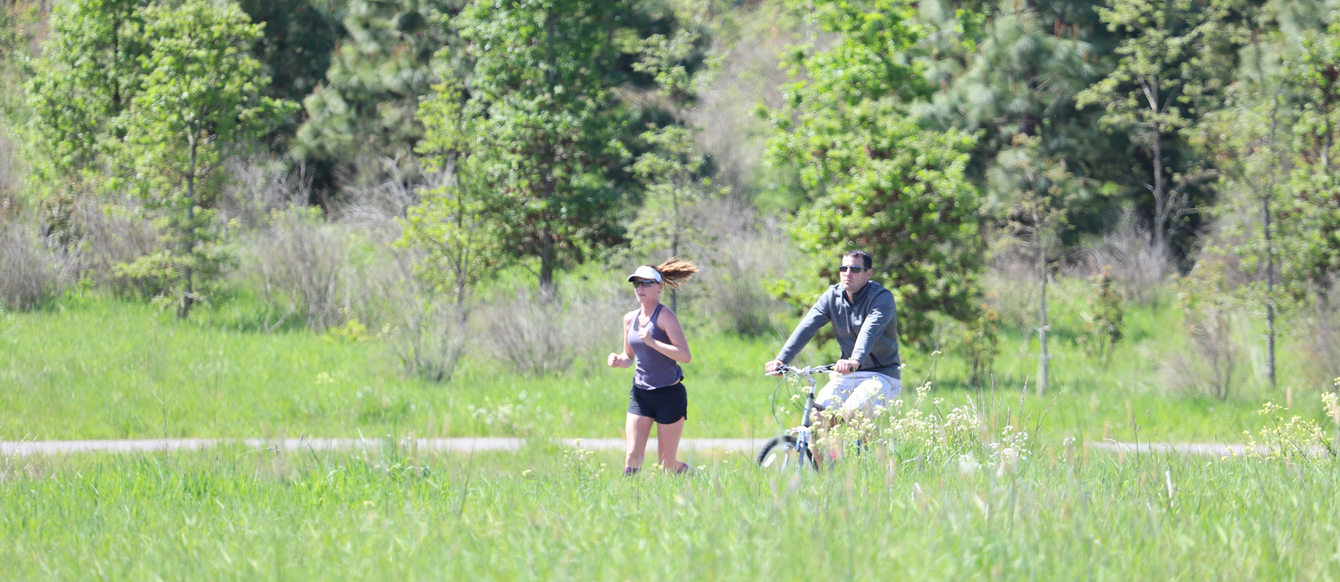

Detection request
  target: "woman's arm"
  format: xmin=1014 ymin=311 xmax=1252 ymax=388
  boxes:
xmin=641 ymin=308 xmax=692 ymax=364
xmin=607 ymin=310 xmax=636 ymax=368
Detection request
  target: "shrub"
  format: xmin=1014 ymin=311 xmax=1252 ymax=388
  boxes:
xmin=0 ymin=130 xmax=21 ymax=215
xmin=1298 ymin=304 xmax=1340 ymax=391
xmin=983 ymin=250 xmax=1039 ymax=331
xmin=33 ymin=194 xmax=158 ymax=297
xmin=958 ymin=303 xmax=1002 ymax=388
xmin=1077 ymin=266 xmax=1125 ymax=364
xmin=1168 ymin=264 xmax=1244 ymax=400
xmin=251 ymin=206 xmax=349 ymax=331
xmin=217 ymin=155 xmax=312 ymax=231
xmin=381 ymin=285 xmax=469 ymax=383
xmin=476 ymin=285 xmax=626 ymax=377
xmin=0 ymin=221 xmax=62 ymax=310
xmin=1080 ymin=209 xmax=1174 ymax=304
xmin=694 ymin=196 xmax=792 ymax=336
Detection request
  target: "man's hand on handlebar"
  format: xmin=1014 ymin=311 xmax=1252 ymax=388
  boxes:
xmin=834 ymin=358 xmax=860 ymax=375
xmin=764 ymin=359 xmax=784 ymax=375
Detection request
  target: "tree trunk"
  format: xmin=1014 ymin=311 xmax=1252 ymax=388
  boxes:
xmin=178 ymin=135 xmax=198 ymax=319
xmin=1254 ymin=42 xmax=1279 ymax=390
xmin=1035 ymin=206 xmax=1049 ymax=396
xmin=539 ymin=228 xmax=556 ymax=304
xmin=1039 ymin=281 xmax=1049 ymax=396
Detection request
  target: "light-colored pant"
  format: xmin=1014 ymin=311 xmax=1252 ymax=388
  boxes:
xmin=815 ymin=371 xmax=902 ymax=416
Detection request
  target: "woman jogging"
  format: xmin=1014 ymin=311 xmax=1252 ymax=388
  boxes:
xmin=607 ymin=257 xmax=698 ymax=475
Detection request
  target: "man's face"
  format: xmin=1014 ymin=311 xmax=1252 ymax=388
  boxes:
xmin=839 ymin=256 xmax=872 ymax=294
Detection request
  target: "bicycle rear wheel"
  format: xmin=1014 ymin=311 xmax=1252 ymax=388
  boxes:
xmin=755 ymin=435 xmax=817 ymax=472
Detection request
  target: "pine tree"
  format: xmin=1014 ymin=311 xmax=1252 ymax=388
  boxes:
xmin=292 ymin=0 xmax=460 ymax=193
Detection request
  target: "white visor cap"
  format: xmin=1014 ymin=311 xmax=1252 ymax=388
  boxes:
xmin=626 ymin=265 xmax=662 ymax=283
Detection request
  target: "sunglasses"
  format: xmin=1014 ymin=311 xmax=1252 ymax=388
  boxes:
xmin=631 ymin=279 xmax=659 ymax=288
xmin=838 ymin=265 xmax=867 ymax=273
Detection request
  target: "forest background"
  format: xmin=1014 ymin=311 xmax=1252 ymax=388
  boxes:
xmin=1 ymin=0 xmax=1339 ymax=441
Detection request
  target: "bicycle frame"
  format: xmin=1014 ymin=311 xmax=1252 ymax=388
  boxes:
xmin=757 ymin=364 xmax=834 ymax=472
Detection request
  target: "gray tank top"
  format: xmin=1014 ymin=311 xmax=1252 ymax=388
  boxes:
xmin=629 ymin=304 xmax=682 ymax=390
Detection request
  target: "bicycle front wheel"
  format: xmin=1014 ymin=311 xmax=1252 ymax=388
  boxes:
xmin=755 ymin=436 xmax=817 ymax=473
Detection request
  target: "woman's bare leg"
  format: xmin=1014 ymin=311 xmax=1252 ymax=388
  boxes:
xmin=655 ymin=417 xmax=688 ymax=472
xmin=625 ymin=413 xmax=654 ymax=473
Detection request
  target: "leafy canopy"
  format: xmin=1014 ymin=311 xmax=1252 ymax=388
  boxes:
xmin=765 ymin=0 xmax=985 ymax=347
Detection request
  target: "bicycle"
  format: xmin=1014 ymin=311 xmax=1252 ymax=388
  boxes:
xmin=755 ymin=363 xmax=835 ymax=473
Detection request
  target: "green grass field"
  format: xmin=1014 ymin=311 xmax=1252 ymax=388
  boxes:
xmin=3 ymin=441 xmax=1337 ymax=580
xmin=1 ymin=291 xmax=1325 ymax=443
xmin=3 ymin=291 xmax=1338 ymax=579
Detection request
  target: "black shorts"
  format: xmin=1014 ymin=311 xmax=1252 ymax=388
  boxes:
xmin=628 ymin=382 xmax=688 ymax=424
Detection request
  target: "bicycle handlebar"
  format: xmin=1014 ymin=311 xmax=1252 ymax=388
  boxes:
xmin=765 ymin=363 xmax=836 ymax=377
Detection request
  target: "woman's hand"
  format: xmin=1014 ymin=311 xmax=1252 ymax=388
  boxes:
xmin=608 ymin=352 xmax=631 ymax=368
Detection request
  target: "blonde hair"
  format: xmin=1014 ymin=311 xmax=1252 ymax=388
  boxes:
xmin=650 ymin=257 xmax=698 ymax=289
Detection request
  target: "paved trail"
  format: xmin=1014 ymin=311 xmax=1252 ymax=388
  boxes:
xmin=0 ymin=437 xmax=1268 ymax=457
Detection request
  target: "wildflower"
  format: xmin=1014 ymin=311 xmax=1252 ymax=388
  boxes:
xmin=1322 ymin=392 xmax=1339 ymax=427
xmin=958 ymin=454 xmax=980 ymax=477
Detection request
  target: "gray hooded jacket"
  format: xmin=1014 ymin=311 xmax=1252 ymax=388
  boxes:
xmin=775 ymin=280 xmax=901 ymax=379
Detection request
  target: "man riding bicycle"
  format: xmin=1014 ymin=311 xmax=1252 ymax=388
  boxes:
xmin=764 ymin=250 xmax=902 ymax=425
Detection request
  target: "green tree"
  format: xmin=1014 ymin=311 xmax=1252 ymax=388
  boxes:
xmin=24 ymin=0 xmax=147 ymax=194
xmin=439 ymin=0 xmax=647 ymax=299
xmin=989 ymin=134 xmax=1075 ymax=393
xmin=401 ymin=78 xmax=501 ymax=312
xmin=915 ymin=0 xmax=1121 ymax=241
xmin=630 ymin=28 xmax=718 ymax=311
xmin=1197 ymin=19 xmax=1284 ymax=389
xmin=236 ymin=0 xmax=341 ymax=152
xmin=292 ymin=0 xmax=459 ymax=192
xmin=1075 ymin=0 xmax=1245 ymax=256
xmin=1199 ymin=9 xmax=1340 ymax=389
xmin=1278 ymin=23 xmax=1340 ymax=311
xmin=115 ymin=0 xmax=293 ymax=318
xmin=764 ymin=0 xmax=984 ymax=348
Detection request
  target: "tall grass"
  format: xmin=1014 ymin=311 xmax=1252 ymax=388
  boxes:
xmin=4 ymin=290 xmax=1331 ymax=446
xmin=1 ymin=441 xmax=1336 ymax=580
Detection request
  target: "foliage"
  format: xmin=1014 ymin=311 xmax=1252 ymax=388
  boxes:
xmin=235 ymin=0 xmax=341 ymax=152
xmin=915 ymin=0 xmax=1119 ymax=235
xmin=1243 ymin=393 xmax=1339 ymax=460
xmin=627 ymin=122 xmax=721 ymax=264
xmin=113 ymin=0 xmax=294 ymax=318
xmin=401 ymin=78 xmax=502 ymax=313
xmin=955 ymin=302 xmax=1001 ymax=387
xmin=1274 ymin=21 xmax=1340 ymax=308
xmin=763 ymin=0 xmax=985 ymax=348
xmin=1075 ymin=0 xmax=1247 ymax=255
xmin=628 ymin=27 xmax=723 ymax=302
xmin=1193 ymin=8 xmax=1340 ymax=388
xmin=1077 ymin=265 xmax=1124 ymax=363
xmin=22 ymin=0 xmax=146 ymax=253
xmin=1174 ymin=261 xmax=1243 ymax=400
xmin=23 ymin=0 xmax=146 ymax=187
xmin=423 ymin=0 xmax=653 ymax=298
xmin=291 ymin=0 xmax=459 ymax=190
